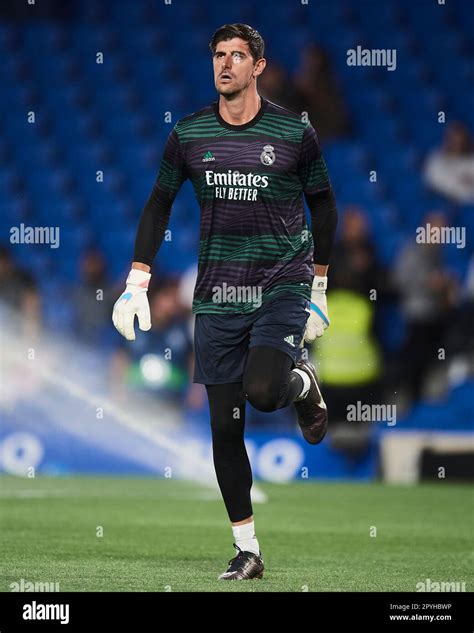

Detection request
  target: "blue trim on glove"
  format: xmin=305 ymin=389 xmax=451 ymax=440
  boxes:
xmin=310 ymin=301 xmax=330 ymax=326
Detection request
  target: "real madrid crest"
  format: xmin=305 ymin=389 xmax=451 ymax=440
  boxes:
xmin=260 ymin=144 xmax=275 ymax=166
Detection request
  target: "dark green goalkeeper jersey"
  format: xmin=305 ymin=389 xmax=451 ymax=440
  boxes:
xmin=133 ymin=97 xmax=335 ymax=314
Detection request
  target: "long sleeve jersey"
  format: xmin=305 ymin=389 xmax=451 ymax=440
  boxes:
xmin=134 ymin=97 xmax=338 ymax=314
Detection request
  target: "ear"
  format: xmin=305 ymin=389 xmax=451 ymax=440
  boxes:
xmin=253 ymin=57 xmax=266 ymax=78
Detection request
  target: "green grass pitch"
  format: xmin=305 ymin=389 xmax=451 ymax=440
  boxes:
xmin=1 ymin=476 xmax=472 ymax=592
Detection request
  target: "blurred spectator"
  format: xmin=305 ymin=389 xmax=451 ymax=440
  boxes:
xmin=0 ymin=245 xmax=41 ymax=336
xmin=312 ymin=209 xmax=384 ymax=456
xmin=424 ymin=122 xmax=474 ymax=204
xmin=289 ymin=44 xmax=351 ymax=141
xmin=110 ymin=279 xmax=196 ymax=406
xmin=392 ymin=211 xmax=459 ymax=402
xmin=329 ymin=206 xmax=385 ymax=295
xmin=72 ymin=249 xmax=113 ymax=344
xmin=258 ymin=63 xmax=296 ymax=111
xmin=444 ymin=254 xmax=474 ymax=386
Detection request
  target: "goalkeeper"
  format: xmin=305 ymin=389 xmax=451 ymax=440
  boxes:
xmin=113 ymin=23 xmax=338 ymax=581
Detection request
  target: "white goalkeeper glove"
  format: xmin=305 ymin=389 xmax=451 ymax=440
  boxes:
xmin=112 ymin=268 xmax=152 ymax=341
xmin=303 ymin=275 xmax=330 ymax=343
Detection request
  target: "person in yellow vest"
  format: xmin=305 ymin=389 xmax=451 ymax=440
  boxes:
xmin=310 ymin=207 xmax=384 ymax=455
xmin=314 ymin=288 xmax=381 ymax=388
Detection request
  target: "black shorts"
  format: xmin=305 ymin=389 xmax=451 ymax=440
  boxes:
xmin=193 ymin=293 xmax=311 ymax=384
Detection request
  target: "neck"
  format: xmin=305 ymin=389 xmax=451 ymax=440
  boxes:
xmin=218 ymin=89 xmax=262 ymax=126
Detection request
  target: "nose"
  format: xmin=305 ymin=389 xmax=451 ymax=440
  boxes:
xmin=221 ymin=53 xmax=232 ymax=69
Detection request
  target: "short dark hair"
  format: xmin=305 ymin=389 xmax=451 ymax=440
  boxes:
xmin=209 ymin=23 xmax=264 ymax=64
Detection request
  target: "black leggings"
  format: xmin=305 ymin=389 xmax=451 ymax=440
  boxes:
xmin=206 ymin=346 xmax=303 ymax=522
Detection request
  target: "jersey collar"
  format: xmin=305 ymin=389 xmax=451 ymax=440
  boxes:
xmin=213 ymin=96 xmax=268 ymax=131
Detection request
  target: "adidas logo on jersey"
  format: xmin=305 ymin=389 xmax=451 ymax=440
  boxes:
xmin=202 ymin=151 xmax=215 ymax=162
xmin=284 ymin=335 xmax=296 ymax=347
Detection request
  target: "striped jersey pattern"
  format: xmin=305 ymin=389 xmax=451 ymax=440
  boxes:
xmin=155 ymin=97 xmax=330 ymax=314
